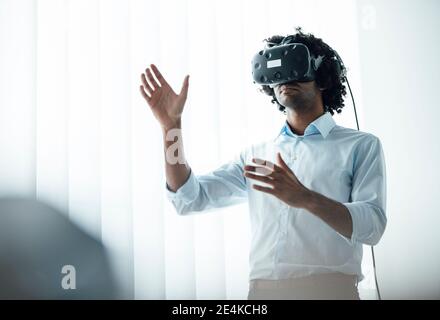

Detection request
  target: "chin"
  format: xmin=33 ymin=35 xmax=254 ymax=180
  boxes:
xmin=283 ymin=103 xmax=308 ymax=113
xmin=280 ymin=97 xmax=298 ymax=109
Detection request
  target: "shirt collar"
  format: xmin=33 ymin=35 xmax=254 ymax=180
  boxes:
xmin=278 ymin=112 xmax=336 ymax=139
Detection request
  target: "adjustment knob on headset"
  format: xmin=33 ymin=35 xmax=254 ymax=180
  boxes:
xmin=260 ymin=75 xmax=268 ymax=83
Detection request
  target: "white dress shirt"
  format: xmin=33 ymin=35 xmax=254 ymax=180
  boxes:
xmin=166 ymin=112 xmax=387 ymax=281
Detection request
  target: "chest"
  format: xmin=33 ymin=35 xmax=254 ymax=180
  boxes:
xmin=244 ymin=139 xmax=354 ymax=202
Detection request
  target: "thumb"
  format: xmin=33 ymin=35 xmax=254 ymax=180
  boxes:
xmin=277 ymin=152 xmax=291 ymax=173
xmin=179 ymin=75 xmax=190 ymax=98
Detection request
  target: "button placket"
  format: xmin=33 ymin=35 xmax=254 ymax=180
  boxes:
xmin=278 ymin=206 xmax=289 ymax=241
xmin=287 ymin=138 xmax=301 ymax=167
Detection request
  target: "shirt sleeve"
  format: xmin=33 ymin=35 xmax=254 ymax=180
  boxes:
xmin=343 ymin=136 xmax=387 ymax=246
xmin=165 ymin=153 xmax=248 ymax=215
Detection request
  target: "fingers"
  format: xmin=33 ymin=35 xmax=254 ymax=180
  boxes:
xmin=245 ymin=158 xmax=281 ymax=177
xmin=252 ymin=184 xmax=275 ymax=195
xmin=141 ymin=73 xmax=154 ymax=94
xmin=179 ymin=75 xmax=190 ymax=99
xmin=276 ymin=152 xmax=290 ymax=172
xmin=139 ymin=84 xmax=151 ymax=101
xmin=140 ymin=64 xmax=189 ymax=104
xmin=252 ymin=158 xmax=277 ymax=170
xmin=276 ymin=152 xmax=299 ymax=181
xmin=244 ymin=164 xmax=273 ymax=176
xmin=243 ymin=171 xmax=274 ymax=185
xmin=146 ymin=68 xmax=160 ymax=90
xmin=150 ymin=64 xmax=168 ymax=87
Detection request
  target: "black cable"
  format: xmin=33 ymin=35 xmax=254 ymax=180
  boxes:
xmin=345 ymin=77 xmax=360 ymax=131
xmin=371 ymin=246 xmax=382 ymax=300
xmin=345 ymin=76 xmax=382 ymax=301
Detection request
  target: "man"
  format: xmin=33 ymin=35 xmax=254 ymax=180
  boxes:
xmin=139 ymin=28 xmax=386 ymax=300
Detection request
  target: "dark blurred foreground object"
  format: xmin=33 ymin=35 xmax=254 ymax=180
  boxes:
xmin=0 ymin=198 xmax=117 ymax=299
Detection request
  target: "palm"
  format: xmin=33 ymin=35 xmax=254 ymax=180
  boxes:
xmin=150 ymin=84 xmax=183 ymax=123
xmin=140 ymin=64 xmax=189 ymax=129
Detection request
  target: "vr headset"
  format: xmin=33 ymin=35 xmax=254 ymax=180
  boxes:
xmin=251 ymin=36 xmax=342 ymax=88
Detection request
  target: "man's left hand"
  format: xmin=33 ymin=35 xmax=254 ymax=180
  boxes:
xmin=244 ymin=152 xmax=311 ymax=209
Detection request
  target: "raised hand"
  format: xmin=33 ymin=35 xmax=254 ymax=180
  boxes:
xmin=140 ymin=64 xmax=189 ymax=129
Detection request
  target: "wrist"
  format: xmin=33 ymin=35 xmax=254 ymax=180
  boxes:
xmin=161 ymin=119 xmax=182 ymax=133
xmin=301 ymin=189 xmax=319 ymax=211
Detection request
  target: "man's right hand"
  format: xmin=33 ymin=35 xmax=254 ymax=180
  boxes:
xmin=140 ymin=64 xmax=189 ymax=130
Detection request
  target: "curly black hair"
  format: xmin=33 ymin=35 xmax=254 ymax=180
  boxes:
xmin=260 ymin=27 xmax=347 ymax=115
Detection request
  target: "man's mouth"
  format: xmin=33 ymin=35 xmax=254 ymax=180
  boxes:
xmin=279 ymin=84 xmax=300 ymax=94
xmin=280 ymin=87 xmax=299 ymax=95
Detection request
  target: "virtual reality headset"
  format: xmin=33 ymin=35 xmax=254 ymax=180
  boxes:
xmin=251 ymin=42 xmax=324 ymax=88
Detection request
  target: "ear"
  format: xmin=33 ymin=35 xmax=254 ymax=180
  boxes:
xmin=312 ymin=80 xmax=326 ymax=91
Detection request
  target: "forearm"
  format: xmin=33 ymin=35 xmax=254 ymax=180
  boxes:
xmin=162 ymin=120 xmax=191 ymax=192
xmin=303 ymin=190 xmax=353 ymax=239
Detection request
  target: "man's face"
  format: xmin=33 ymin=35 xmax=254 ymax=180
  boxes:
xmin=273 ymin=80 xmax=321 ymax=112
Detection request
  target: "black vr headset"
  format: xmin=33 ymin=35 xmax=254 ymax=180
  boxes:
xmin=251 ymin=35 xmax=344 ymax=88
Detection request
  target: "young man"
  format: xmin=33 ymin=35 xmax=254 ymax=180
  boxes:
xmin=139 ymin=29 xmax=386 ymax=300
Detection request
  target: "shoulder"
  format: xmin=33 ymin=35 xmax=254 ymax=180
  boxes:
xmin=330 ymin=126 xmax=385 ymax=166
xmin=331 ymin=125 xmax=382 ymax=147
